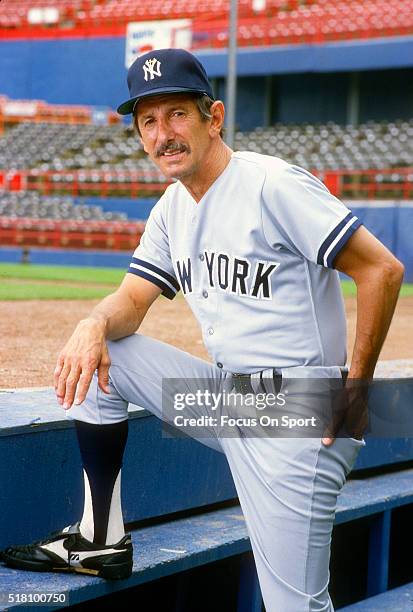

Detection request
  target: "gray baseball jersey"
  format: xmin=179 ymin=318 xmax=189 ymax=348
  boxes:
xmin=127 ymin=152 xmax=362 ymax=373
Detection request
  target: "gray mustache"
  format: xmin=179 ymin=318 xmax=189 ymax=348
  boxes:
xmin=157 ymin=142 xmax=188 ymax=157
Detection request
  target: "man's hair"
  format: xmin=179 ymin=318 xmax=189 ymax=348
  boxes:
xmin=196 ymin=95 xmax=225 ymax=138
xmin=133 ymin=94 xmax=225 ymax=138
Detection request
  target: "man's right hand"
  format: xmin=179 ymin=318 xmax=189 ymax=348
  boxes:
xmin=53 ymin=274 xmax=163 ymax=410
xmin=54 ymin=318 xmax=111 ymax=410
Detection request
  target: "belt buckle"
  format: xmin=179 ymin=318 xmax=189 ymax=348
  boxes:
xmin=232 ymin=373 xmax=253 ymax=395
xmin=232 ymin=370 xmax=283 ymax=395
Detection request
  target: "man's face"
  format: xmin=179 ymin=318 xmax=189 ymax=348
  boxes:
xmin=135 ymin=94 xmax=212 ymax=182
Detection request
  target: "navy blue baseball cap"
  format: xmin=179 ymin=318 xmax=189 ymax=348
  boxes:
xmin=117 ymin=48 xmax=215 ymax=116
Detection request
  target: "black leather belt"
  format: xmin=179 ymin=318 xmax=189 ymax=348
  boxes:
xmin=232 ymin=368 xmax=348 ymax=395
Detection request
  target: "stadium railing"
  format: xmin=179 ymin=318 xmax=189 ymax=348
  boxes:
xmin=0 ymin=218 xmax=144 ymax=251
xmin=1 ymin=168 xmax=412 ymax=200
xmin=0 ymin=171 xmax=167 ymax=198
xmin=322 ymin=168 xmax=413 ymax=200
xmin=0 ymin=97 xmax=120 ymax=135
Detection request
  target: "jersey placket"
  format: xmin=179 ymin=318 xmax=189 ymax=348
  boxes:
xmin=189 ymin=204 xmax=222 ymax=368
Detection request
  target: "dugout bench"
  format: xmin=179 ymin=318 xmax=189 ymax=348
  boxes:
xmin=0 ymin=360 xmax=413 ymax=611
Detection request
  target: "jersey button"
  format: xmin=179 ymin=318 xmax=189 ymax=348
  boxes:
xmin=208 ymin=327 xmax=214 ymax=335
xmin=202 ymin=290 xmax=208 ymax=298
xmin=217 ymin=362 xmax=223 ymax=369
xmin=199 ymin=254 xmax=205 ymax=261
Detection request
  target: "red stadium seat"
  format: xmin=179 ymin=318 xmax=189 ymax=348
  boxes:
xmin=0 ymin=0 xmax=412 ymax=49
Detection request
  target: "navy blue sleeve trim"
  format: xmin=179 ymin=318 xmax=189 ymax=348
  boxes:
xmin=327 ymin=218 xmax=362 ymax=268
xmin=127 ymin=267 xmax=176 ymax=300
xmin=131 ymin=257 xmax=180 ymax=291
xmin=317 ymin=213 xmax=362 ymax=268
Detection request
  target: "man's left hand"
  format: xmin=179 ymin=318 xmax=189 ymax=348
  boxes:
xmin=322 ymin=378 xmax=370 ymax=446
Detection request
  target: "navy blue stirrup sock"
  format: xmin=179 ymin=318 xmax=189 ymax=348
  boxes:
xmin=74 ymin=419 xmax=128 ymax=545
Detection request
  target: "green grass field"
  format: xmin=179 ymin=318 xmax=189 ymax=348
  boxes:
xmin=0 ymin=263 xmax=125 ymax=284
xmin=0 ymin=263 xmax=124 ymax=300
xmin=0 ymin=263 xmax=412 ymax=300
xmin=342 ymin=280 xmax=413 ymax=297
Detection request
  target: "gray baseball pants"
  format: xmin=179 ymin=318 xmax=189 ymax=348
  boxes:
xmin=67 ymin=333 xmax=365 ymax=612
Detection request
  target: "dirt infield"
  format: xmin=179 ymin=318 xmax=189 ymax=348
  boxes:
xmin=1 ymin=296 xmax=412 ymax=388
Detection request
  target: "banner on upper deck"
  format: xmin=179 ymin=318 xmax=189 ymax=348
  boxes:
xmin=125 ymin=20 xmax=192 ymax=68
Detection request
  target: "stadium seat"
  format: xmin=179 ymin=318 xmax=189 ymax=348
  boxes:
xmin=0 ymin=0 xmax=412 ymax=47
xmin=0 ymin=191 xmax=128 ymax=222
xmin=1 ymin=119 xmax=412 ymax=175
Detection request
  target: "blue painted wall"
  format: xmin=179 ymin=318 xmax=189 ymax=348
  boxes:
xmin=343 ymin=204 xmax=413 ymax=281
xmin=200 ymin=37 xmax=413 ymax=76
xmin=0 ymin=37 xmax=128 ymax=109
xmin=217 ymin=69 xmax=413 ymax=127
xmin=0 ymin=246 xmax=131 ymax=268
xmin=1 ymin=37 xmax=413 ymax=129
xmin=396 ymin=206 xmax=413 ymax=282
xmin=351 ymin=205 xmax=398 ymax=253
xmin=216 ymin=76 xmax=268 ymax=130
xmin=359 ymin=68 xmax=413 ymax=122
xmin=274 ymin=72 xmax=349 ymax=124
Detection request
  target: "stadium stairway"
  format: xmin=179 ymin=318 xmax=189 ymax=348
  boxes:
xmin=0 ymin=360 xmax=413 ymax=611
xmin=340 ymin=582 xmax=413 ymax=611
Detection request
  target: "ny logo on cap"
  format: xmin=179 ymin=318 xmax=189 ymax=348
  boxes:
xmin=143 ymin=58 xmax=162 ymax=82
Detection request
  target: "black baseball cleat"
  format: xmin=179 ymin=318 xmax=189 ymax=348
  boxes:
xmin=1 ymin=522 xmax=133 ymax=580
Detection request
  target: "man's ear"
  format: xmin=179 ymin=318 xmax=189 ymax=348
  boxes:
xmin=209 ymin=100 xmax=225 ymax=137
xmin=133 ymin=113 xmax=147 ymax=152
xmin=137 ymin=127 xmax=148 ymax=154
xmin=139 ymin=137 xmax=148 ymax=154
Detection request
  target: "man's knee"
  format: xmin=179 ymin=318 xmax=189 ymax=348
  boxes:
xmin=67 ymin=369 xmax=128 ymax=425
xmin=106 ymin=334 xmax=155 ymax=367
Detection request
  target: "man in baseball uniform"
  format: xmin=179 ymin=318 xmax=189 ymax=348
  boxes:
xmin=2 ymin=49 xmax=404 ymax=610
